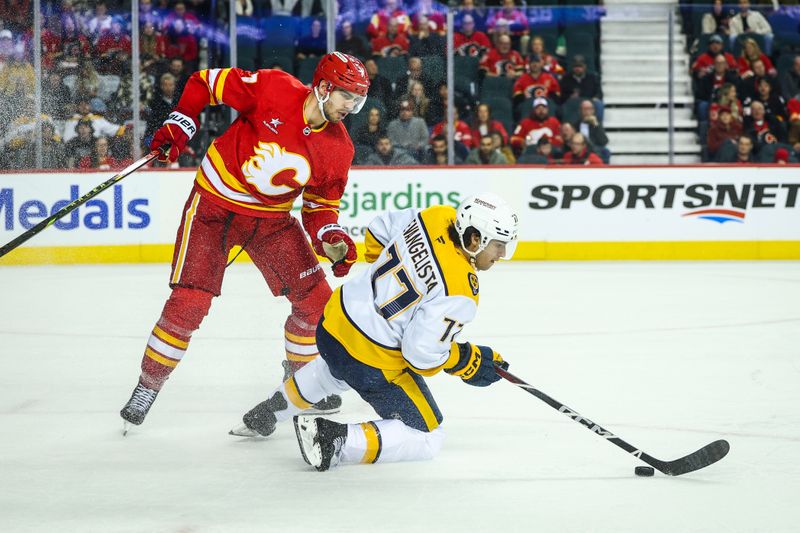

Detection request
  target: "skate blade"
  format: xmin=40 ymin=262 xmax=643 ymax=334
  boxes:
xmin=302 ymin=406 xmax=340 ymax=416
xmin=293 ymin=415 xmax=318 ymax=467
xmin=228 ymin=424 xmax=267 ymax=438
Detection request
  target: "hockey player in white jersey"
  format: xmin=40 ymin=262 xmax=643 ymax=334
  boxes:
xmin=231 ymin=192 xmax=518 ymax=471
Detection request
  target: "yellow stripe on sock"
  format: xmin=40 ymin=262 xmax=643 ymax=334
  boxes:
xmin=286 ymin=352 xmax=317 ymax=363
xmin=284 ymin=377 xmax=313 ymax=410
xmin=360 ymin=422 xmax=381 ymax=464
xmin=285 ymin=331 xmax=316 ymax=345
xmin=153 ymin=325 xmax=189 ymax=350
xmin=145 ymin=347 xmax=179 ymax=368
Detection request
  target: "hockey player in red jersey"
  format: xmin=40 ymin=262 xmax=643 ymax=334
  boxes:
xmin=120 ymin=52 xmax=370 ymax=431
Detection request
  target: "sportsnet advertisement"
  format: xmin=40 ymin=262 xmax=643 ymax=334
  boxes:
xmin=0 ymin=166 xmax=798 ymax=263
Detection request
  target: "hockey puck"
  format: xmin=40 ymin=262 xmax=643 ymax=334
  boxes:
xmin=635 ymin=466 xmax=655 ymax=477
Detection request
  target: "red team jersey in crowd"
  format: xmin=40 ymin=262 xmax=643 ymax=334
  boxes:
xmin=176 ymin=67 xmax=353 ymax=240
xmin=480 ymin=48 xmax=525 ymax=77
xmin=454 ymin=30 xmax=491 ymax=57
xmin=512 ymin=71 xmax=561 ymax=100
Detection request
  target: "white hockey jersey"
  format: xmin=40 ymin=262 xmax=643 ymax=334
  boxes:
xmin=321 ymin=205 xmax=480 ymax=375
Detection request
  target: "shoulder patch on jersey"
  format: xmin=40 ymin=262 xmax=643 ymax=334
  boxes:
xmin=468 ymin=272 xmax=479 ymax=296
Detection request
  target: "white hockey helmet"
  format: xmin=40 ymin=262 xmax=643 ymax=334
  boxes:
xmin=455 ymin=192 xmax=519 ymax=260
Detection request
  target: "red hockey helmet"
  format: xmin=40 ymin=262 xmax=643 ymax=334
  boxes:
xmin=313 ymin=52 xmax=370 ymax=113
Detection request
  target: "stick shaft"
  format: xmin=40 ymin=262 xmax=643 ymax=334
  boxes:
xmin=0 ymin=151 xmax=158 ymax=259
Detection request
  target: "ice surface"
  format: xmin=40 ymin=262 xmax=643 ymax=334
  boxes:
xmin=1 ymin=261 xmax=799 ymax=532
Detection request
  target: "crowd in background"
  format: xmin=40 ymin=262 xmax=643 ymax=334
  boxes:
xmin=0 ymin=0 xmax=797 ymax=169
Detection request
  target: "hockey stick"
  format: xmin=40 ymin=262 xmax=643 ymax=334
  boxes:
xmin=0 ymin=150 xmax=160 ymax=259
xmin=495 ymin=364 xmax=730 ymax=476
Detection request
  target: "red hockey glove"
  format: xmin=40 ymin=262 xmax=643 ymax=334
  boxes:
xmin=150 ymin=111 xmax=198 ymax=163
xmin=316 ymin=224 xmax=357 ymax=277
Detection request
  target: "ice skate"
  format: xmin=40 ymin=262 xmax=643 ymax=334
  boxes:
xmin=120 ymin=383 xmax=159 ymax=435
xmin=229 ymin=391 xmax=286 ymax=437
xmin=293 ymin=415 xmax=348 ymax=471
xmin=282 ymin=360 xmax=342 ymax=415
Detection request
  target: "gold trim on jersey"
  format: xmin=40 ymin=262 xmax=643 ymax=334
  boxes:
xmin=364 ymin=228 xmax=384 ymax=264
xmin=360 ymin=422 xmax=382 ymax=464
xmin=417 ymin=206 xmax=479 ymax=305
xmin=171 ymin=192 xmax=201 ymax=285
xmin=382 ymin=368 xmax=440 ymax=431
xmin=284 ymin=376 xmax=313 ymax=410
xmin=302 ymin=192 xmax=340 ymax=208
xmin=207 ymin=144 xmax=250 ymax=194
xmin=199 ymin=70 xmax=215 ymax=105
xmin=215 ymin=68 xmax=231 ymax=104
xmin=322 ymin=287 xmax=405 ymax=370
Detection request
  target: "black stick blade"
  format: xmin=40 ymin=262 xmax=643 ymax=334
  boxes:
xmin=658 ymin=439 xmax=730 ymax=476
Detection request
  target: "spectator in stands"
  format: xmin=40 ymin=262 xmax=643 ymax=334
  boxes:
xmin=41 ymin=15 xmax=63 ymax=71
xmin=788 ymin=97 xmax=800 ymax=148
xmin=455 ymin=0 xmax=487 ymax=33
xmin=480 ymin=34 xmax=524 ymax=78
xmin=163 ymin=1 xmax=201 ymax=34
xmin=63 ymin=98 xmax=125 ymax=143
xmin=707 ymin=107 xmax=743 ymax=160
xmin=367 ymin=0 xmax=411 ymax=40
xmin=0 ymin=103 xmax=63 ymax=169
xmin=422 ymin=133 xmax=462 ymax=165
xmin=74 ymin=60 xmax=101 ymax=102
xmin=0 ymin=28 xmax=13 ymax=66
xmin=745 ymin=77 xmax=787 ymax=122
xmin=529 ymin=35 xmax=563 ymax=78
xmin=371 ymin=17 xmax=410 ymax=57
xmin=96 ymin=17 xmax=132 ymax=74
xmin=410 ymin=0 xmax=446 ymax=35
xmin=407 ymin=80 xmax=430 ymax=122
xmin=364 ymin=134 xmax=419 ymax=165
xmin=465 ymin=134 xmax=508 ymax=165
xmin=140 ymin=21 xmax=166 ymax=75
xmin=512 ymin=53 xmax=560 ymax=108
xmin=518 ymin=136 xmax=556 ymax=165
xmin=470 ymin=102 xmax=508 ymax=145
xmin=696 ymin=53 xmax=740 ymax=121
xmin=719 ymin=134 xmax=755 ymax=163
xmin=364 ymin=58 xmax=393 ymax=104
xmin=562 ymin=132 xmax=604 ymax=165
xmin=0 ymin=0 xmax=31 ymax=34
xmin=575 ymin=99 xmax=608 ymax=149
xmin=744 ymin=100 xmax=786 ymax=151
xmin=40 ymin=120 xmax=67 ymax=169
xmin=42 ymin=71 xmax=72 ymax=121
xmin=710 ymin=82 xmax=742 ymax=122
xmin=395 ymin=56 xmax=436 ymax=101
xmin=146 ymin=72 xmax=180 ymax=139
xmin=165 ymin=20 xmax=199 ymax=71
xmin=167 ymin=57 xmax=189 ymax=96
xmin=780 ymin=56 xmax=800 ymax=102
xmin=57 ymin=15 xmax=91 ymax=76
xmin=454 ymin=14 xmax=490 ymax=59
xmin=296 ymin=18 xmax=327 ymax=61
xmin=510 ymin=96 xmax=562 ymax=155
xmin=387 ymin=98 xmax=428 ymax=159
xmin=701 ymin=0 xmax=733 ymax=36
xmin=79 ymin=135 xmax=122 ymax=169
xmin=729 ymin=0 xmax=772 ymax=54
xmin=773 ymin=147 xmax=790 ymax=164
xmin=737 ymin=37 xmax=776 ymax=79
xmin=486 ymin=0 xmax=529 ymax=53
xmin=65 ymin=118 xmax=96 ymax=167
xmin=692 ymin=34 xmax=737 ymax=80
xmin=430 ymin=106 xmax=474 ymax=149
xmin=739 ymin=58 xmax=776 ymax=101
xmin=139 ymin=0 xmax=160 ymax=25
xmin=338 ymin=19 xmax=369 ymax=60
xmin=86 ymin=1 xmax=113 ymax=44
xmin=409 ymin=14 xmax=445 ymax=57
xmin=490 ymin=130 xmax=515 ymax=164
xmin=353 ymin=106 xmax=387 ymax=149
xmin=559 ymin=55 xmax=602 ymax=116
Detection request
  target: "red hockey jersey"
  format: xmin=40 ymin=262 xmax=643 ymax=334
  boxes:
xmin=175 ymin=67 xmax=354 ymax=241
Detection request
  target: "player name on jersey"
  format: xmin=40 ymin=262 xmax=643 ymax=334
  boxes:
xmin=402 ymin=218 xmax=439 ymax=293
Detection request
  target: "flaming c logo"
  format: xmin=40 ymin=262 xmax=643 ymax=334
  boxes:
xmin=241 ymin=142 xmax=311 ymax=196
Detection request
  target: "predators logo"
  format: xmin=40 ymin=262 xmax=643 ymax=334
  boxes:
xmin=241 ymin=142 xmax=311 ymax=196
xmin=468 ymin=272 xmax=479 ymax=296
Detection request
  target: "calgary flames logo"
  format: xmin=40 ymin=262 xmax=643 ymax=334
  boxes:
xmin=241 ymin=142 xmax=311 ymax=196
